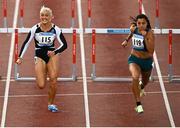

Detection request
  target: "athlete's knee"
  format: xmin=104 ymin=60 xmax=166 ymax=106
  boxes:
xmin=131 ymin=73 xmax=140 ymax=80
xmin=130 ymin=69 xmax=140 ymax=80
xmin=37 ymin=81 xmax=46 ymax=89
xmin=49 ymin=78 xmax=57 ymax=90
xmin=49 ymin=76 xmax=57 ymax=85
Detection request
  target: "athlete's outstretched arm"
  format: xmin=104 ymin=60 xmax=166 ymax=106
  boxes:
xmin=16 ymin=26 xmax=35 ymax=64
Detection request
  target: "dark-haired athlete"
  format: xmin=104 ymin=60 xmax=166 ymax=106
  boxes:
xmin=122 ymin=14 xmax=154 ymax=113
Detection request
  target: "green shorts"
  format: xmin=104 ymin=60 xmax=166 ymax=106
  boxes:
xmin=128 ymin=54 xmax=153 ymax=72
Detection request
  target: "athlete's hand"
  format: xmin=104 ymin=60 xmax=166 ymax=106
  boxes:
xmin=47 ymin=51 xmax=55 ymax=57
xmin=130 ymin=24 xmax=136 ymax=33
xmin=16 ymin=58 xmax=22 ymax=65
xmin=140 ymin=30 xmax=147 ymax=36
xmin=121 ymin=40 xmax=128 ymax=47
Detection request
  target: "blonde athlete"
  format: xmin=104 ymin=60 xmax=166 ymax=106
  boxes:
xmin=122 ymin=14 xmax=154 ymax=113
xmin=16 ymin=6 xmax=67 ymax=112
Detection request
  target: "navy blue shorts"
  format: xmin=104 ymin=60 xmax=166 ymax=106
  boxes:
xmin=128 ymin=54 xmax=153 ymax=72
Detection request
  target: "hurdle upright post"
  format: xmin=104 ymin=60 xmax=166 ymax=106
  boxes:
xmin=72 ymin=29 xmax=77 ymax=80
xmin=91 ymin=29 xmax=96 ymax=79
xmin=88 ymin=0 xmax=91 ymax=27
xmin=168 ymin=30 xmax=173 ymax=82
xmin=71 ymin=0 xmax=75 ymax=27
xmin=138 ymin=0 xmax=142 ymax=14
xmin=14 ymin=29 xmax=19 ymax=79
xmin=20 ymin=0 xmax=24 ymax=28
xmin=2 ymin=0 xmax=8 ymax=28
xmin=155 ymin=0 xmax=160 ymax=28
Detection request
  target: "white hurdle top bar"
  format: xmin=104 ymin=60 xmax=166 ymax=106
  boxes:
xmin=85 ymin=28 xmax=180 ymax=34
xmin=0 ymin=28 xmax=82 ymax=33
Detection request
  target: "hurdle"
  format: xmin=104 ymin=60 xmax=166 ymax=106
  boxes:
xmin=154 ymin=28 xmax=180 ymax=82
xmin=86 ymin=28 xmax=132 ymax=82
xmin=2 ymin=0 xmax=75 ymax=28
xmin=167 ymin=29 xmax=180 ymax=82
xmin=0 ymin=27 xmax=81 ymax=81
xmin=85 ymin=28 xmax=180 ymax=82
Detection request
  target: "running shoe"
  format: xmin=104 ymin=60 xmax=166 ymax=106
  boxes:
xmin=139 ymin=81 xmax=146 ymax=97
xmin=135 ymin=105 xmax=144 ymax=113
xmin=48 ymin=104 xmax=59 ymax=112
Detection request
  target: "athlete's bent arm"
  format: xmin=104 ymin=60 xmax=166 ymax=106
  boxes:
xmin=54 ymin=27 xmax=68 ymax=55
xmin=145 ymin=30 xmax=155 ymax=57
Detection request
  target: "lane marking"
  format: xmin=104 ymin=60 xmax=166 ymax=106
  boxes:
xmin=1 ymin=0 xmax=20 ymax=127
xmin=77 ymin=0 xmax=90 ymax=127
xmin=1 ymin=90 xmax=180 ymax=98
xmin=141 ymin=3 xmax=175 ymax=127
xmin=153 ymin=53 xmax=175 ymax=127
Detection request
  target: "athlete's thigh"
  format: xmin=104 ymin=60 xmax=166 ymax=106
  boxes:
xmin=129 ymin=63 xmax=141 ymax=79
xmin=34 ymin=57 xmax=47 ymax=84
xmin=47 ymin=55 xmax=59 ymax=78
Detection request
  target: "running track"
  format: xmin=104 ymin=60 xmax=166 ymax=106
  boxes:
xmin=0 ymin=0 xmax=180 ymax=127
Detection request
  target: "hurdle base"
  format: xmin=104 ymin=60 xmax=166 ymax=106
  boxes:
xmin=15 ymin=76 xmax=77 ymax=82
xmin=91 ymin=76 xmax=132 ymax=82
xmin=170 ymin=78 xmax=180 ymax=83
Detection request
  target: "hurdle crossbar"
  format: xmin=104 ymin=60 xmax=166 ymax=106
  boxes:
xmin=10 ymin=28 xmax=82 ymax=81
xmin=85 ymin=28 xmax=180 ymax=82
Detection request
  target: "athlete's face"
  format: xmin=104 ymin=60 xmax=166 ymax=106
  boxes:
xmin=40 ymin=11 xmax=53 ymax=24
xmin=137 ymin=18 xmax=147 ymax=31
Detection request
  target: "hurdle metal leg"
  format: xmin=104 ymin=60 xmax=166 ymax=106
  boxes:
xmin=3 ymin=17 xmax=7 ymax=28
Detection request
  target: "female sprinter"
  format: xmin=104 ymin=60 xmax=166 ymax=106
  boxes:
xmin=121 ymin=14 xmax=154 ymax=113
xmin=16 ymin=6 xmax=67 ymax=112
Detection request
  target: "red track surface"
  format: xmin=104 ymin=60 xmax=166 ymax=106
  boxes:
xmin=0 ymin=0 xmax=180 ymax=127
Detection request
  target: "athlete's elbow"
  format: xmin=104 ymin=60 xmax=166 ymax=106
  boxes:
xmin=64 ymin=43 xmax=67 ymax=50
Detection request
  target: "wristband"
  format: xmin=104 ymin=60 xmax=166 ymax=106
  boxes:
xmin=125 ymin=39 xmax=129 ymax=42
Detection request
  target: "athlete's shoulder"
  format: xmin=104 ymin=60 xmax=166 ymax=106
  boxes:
xmin=53 ymin=24 xmax=61 ymax=30
xmin=147 ymin=29 xmax=154 ymax=36
xmin=53 ymin=24 xmax=62 ymax=34
xmin=30 ymin=23 xmax=40 ymax=32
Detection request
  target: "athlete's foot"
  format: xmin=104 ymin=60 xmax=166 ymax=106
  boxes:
xmin=48 ymin=104 xmax=59 ymax=113
xmin=135 ymin=105 xmax=144 ymax=113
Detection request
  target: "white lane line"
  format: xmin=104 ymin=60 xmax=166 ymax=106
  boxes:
xmin=141 ymin=3 xmax=175 ymax=127
xmin=153 ymin=53 xmax=175 ymax=127
xmin=0 ymin=0 xmax=20 ymax=127
xmin=1 ymin=90 xmax=180 ymax=98
xmin=77 ymin=0 xmax=90 ymax=127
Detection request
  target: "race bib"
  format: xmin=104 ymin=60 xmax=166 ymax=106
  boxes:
xmin=35 ymin=32 xmax=55 ymax=46
xmin=132 ymin=34 xmax=144 ymax=49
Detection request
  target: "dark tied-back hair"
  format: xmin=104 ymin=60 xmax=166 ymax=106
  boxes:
xmin=129 ymin=14 xmax=151 ymax=31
